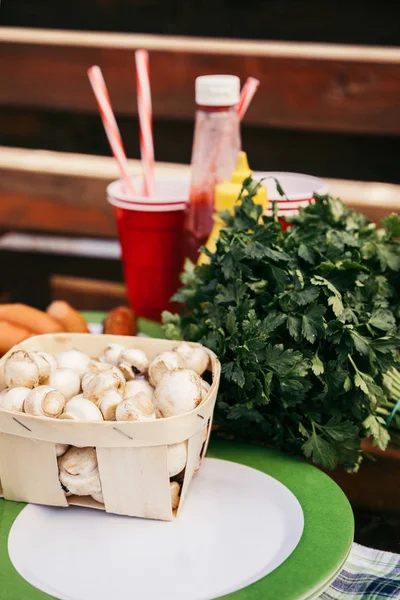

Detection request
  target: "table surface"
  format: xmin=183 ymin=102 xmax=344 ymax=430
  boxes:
xmin=0 ymin=439 xmax=354 ymax=600
xmin=0 ymin=314 xmax=354 ymax=599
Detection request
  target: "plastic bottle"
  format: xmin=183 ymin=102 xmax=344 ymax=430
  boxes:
xmin=198 ymin=152 xmax=268 ymax=264
xmin=185 ymin=75 xmax=241 ymax=263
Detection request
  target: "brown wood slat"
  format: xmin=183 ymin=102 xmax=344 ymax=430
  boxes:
xmin=0 ymin=189 xmax=115 ymax=238
xmin=0 ymin=147 xmax=187 ymax=237
xmin=0 ymin=27 xmax=399 ymax=135
xmin=2 ymin=108 xmax=399 ymax=186
xmin=0 ymin=147 xmax=398 ymax=238
xmin=51 ymin=275 xmax=127 ymax=310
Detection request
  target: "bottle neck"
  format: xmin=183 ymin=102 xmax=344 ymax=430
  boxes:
xmin=196 ymin=104 xmax=237 ymax=113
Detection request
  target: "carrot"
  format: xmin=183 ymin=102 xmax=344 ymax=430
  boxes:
xmin=0 ymin=304 xmax=64 ymax=334
xmin=47 ymin=301 xmax=89 ymax=333
xmin=0 ymin=321 xmax=34 ymax=355
xmin=103 ymin=306 xmax=138 ymax=336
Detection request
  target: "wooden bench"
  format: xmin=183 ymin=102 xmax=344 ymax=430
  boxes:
xmin=1 ymin=27 xmax=400 ymax=134
xmin=0 ymin=146 xmax=398 ymax=237
xmin=0 ymin=27 xmax=399 ymax=306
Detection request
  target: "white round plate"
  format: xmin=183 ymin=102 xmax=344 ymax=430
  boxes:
xmin=8 ymin=458 xmax=304 ymax=600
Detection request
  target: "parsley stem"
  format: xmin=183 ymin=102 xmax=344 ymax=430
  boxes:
xmin=389 ymin=383 xmax=400 ymax=394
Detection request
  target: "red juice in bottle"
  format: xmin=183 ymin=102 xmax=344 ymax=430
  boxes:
xmin=185 ymin=76 xmax=241 ymax=263
xmin=108 ymin=177 xmax=188 ymax=322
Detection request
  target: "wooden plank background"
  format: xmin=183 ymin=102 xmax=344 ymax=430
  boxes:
xmin=0 ymin=28 xmax=399 ymax=135
xmin=1 ymin=1 xmax=400 ymax=47
xmin=0 ymin=147 xmax=398 ymax=238
xmin=2 ymin=109 xmax=399 ymax=185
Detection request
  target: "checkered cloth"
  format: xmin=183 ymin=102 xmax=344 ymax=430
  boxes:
xmin=321 ymin=543 xmax=400 ymax=599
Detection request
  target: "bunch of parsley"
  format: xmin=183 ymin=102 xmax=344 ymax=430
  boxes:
xmin=163 ymin=180 xmax=400 ymax=471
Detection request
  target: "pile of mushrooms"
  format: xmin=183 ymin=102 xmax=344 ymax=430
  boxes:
xmin=0 ymin=343 xmax=211 ymax=510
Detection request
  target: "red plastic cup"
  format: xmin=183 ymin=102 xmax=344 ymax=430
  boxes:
xmin=107 ymin=176 xmax=189 ymax=322
xmin=255 ymin=172 xmax=328 ymax=230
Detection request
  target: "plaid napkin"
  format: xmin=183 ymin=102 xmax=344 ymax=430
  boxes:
xmin=320 ymin=543 xmax=400 ymax=599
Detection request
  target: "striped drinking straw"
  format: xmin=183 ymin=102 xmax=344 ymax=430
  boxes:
xmin=135 ymin=49 xmax=155 ymax=197
xmin=237 ymin=77 xmax=260 ymax=120
xmin=88 ymin=65 xmax=137 ymax=196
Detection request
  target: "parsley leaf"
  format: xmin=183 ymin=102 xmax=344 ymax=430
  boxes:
xmin=311 ymin=351 xmax=324 ymax=376
xmin=382 ymin=213 xmax=400 ymax=239
xmin=363 ymin=414 xmax=390 ymax=450
xmin=302 ymin=431 xmax=338 ymax=469
xmin=301 ymin=304 xmax=326 ymax=343
xmin=291 ymin=286 xmax=320 ymax=306
xmin=164 ymin=182 xmax=400 ymax=472
xmin=298 ymin=243 xmax=317 ymax=264
xmin=368 ymin=308 xmax=396 ymax=332
xmin=287 ymin=315 xmax=302 ymax=342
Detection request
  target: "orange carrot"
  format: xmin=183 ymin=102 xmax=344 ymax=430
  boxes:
xmin=0 ymin=304 xmax=64 ymax=334
xmin=0 ymin=320 xmax=34 ymax=355
xmin=47 ymin=300 xmax=89 ymax=333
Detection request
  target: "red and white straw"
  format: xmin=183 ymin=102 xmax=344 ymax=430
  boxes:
xmin=88 ymin=65 xmax=136 ymax=195
xmin=237 ymin=77 xmax=260 ymax=121
xmin=135 ymin=49 xmax=155 ymax=197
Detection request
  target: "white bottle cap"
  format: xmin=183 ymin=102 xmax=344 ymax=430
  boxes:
xmin=195 ymin=75 xmax=240 ymax=106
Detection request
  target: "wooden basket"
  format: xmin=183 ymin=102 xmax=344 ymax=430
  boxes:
xmin=0 ymin=333 xmax=220 ymax=521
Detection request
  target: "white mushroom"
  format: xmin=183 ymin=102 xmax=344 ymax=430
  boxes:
xmin=97 ymin=350 xmax=142 ymax=382
xmin=47 ymin=368 xmax=81 ymax=401
xmin=0 ymin=387 xmax=30 ymax=412
xmin=3 ymin=350 xmax=40 ymax=389
xmin=174 ymin=343 xmax=209 ymax=376
xmin=202 ymin=425 xmax=209 ymax=445
xmin=148 ymin=351 xmax=182 ymax=387
xmin=81 ymin=372 xmax=94 ymax=391
xmin=55 ymin=444 xmax=69 ymax=457
xmin=91 ymin=490 xmax=104 ymax=504
xmin=193 ymin=455 xmax=202 ymax=477
xmin=153 ymin=369 xmax=202 ymax=417
xmin=82 ymin=367 xmax=125 ymax=406
xmin=99 ymin=343 xmax=124 ymax=366
xmin=118 ymin=348 xmax=149 ymax=377
xmin=81 ymin=360 xmax=113 ymax=391
xmin=24 ymin=385 xmax=66 ymax=418
xmin=55 ymin=349 xmax=91 ymax=379
xmin=60 ymin=396 xmax=103 ymax=421
xmin=170 ymin=481 xmax=181 ymax=510
xmin=193 ymin=427 xmax=209 ymax=477
xmin=99 ymin=390 xmax=123 ymax=421
xmin=30 ymin=351 xmax=57 ymax=383
xmin=118 ymin=363 xmax=136 ymax=381
xmin=59 ymin=447 xmax=102 ymax=502
xmin=200 ymin=379 xmax=211 ymax=401
xmin=86 ymin=359 xmax=115 ymax=375
xmin=167 ymin=442 xmax=187 ymax=477
xmin=115 ymin=392 xmax=156 ymax=422
xmin=67 ymin=393 xmax=84 ymax=402
xmin=124 ymin=379 xmax=154 ymax=400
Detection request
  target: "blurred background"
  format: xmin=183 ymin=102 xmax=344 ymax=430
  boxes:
xmin=0 ymin=0 xmax=399 ymax=308
xmin=1 ymin=0 xmax=400 ymax=181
